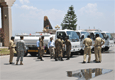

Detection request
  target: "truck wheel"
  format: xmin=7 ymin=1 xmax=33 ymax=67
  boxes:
xmin=70 ymin=53 xmax=73 ymax=57
xmin=101 ymin=48 xmax=105 ymax=53
xmin=31 ymin=53 xmax=36 ymax=56
xmin=24 ymin=52 xmax=28 ymax=57
xmin=105 ymin=47 xmax=109 ymax=51
xmin=80 ymin=50 xmax=84 ymax=55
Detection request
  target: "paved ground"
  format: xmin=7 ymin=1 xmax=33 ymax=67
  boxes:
xmin=0 ymin=46 xmax=115 ymax=80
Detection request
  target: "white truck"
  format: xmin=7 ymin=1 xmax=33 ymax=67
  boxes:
xmin=14 ymin=29 xmax=81 ymax=57
xmin=75 ymin=30 xmax=90 ymax=55
xmin=101 ymin=31 xmax=114 ymax=51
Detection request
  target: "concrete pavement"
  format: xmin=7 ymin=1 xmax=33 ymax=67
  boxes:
xmin=0 ymin=46 xmax=115 ymax=80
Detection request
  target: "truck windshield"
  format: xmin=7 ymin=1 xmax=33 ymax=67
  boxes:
xmin=95 ymin=32 xmax=103 ymax=39
xmin=101 ymin=33 xmax=107 ymax=39
xmin=81 ymin=32 xmax=90 ymax=39
xmin=106 ymin=33 xmax=113 ymax=40
xmin=67 ymin=31 xmax=79 ymax=42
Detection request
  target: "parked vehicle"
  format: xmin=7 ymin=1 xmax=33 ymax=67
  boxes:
xmin=101 ymin=31 xmax=114 ymax=51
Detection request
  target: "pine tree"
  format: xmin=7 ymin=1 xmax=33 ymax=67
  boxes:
xmin=61 ymin=5 xmax=77 ymax=30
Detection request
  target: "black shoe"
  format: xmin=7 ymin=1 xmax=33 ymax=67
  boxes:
xmin=10 ymin=62 xmax=14 ymax=64
xmin=93 ymin=60 xmax=96 ymax=62
xmin=61 ymin=58 xmax=64 ymax=61
xmin=83 ymin=61 xmax=86 ymax=63
xmin=98 ymin=61 xmax=101 ymax=63
xmin=40 ymin=58 xmax=44 ymax=61
xmin=66 ymin=58 xmax=70 ymax=60
xmin=55 ymin=59 xmax=58 ymax=61
xmin=87 ymin=62 xmax=90 ymax=63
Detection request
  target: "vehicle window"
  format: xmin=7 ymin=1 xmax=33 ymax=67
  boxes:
xmin=81 ymin=32 xmax=90 ymax=39
xmin=57 ymin=32 xmax=66 ymax=40
xmin=106 ymin=33 xmax=113 ymax=40
xmin=67 ymin=31 xmax=79 ymax=42
xmin=90 ymin=33 xmax=94 ymax=39
xmin=76 ymin=32 xmax=80 ymax=38
xmin=95 ymin=32 xmax=103 ymax=39
xmin=101 ymin=33 xmax=107 ymax=39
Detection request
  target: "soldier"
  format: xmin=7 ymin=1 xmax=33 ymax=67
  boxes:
xmin=37 ymin=38 xmax=41 ymax=59
xmin=94 ymin=34 xmax=105 ymax=63
xmin=83 ymin=35 xmax=92 ymax=63
xmin=54 ymin=36 xmax=59 ymax=61
xmin=65 ymin=36 xmax=71 ymax=60
xmin=39 ymin=36 xmax=45 ymax=61
xmin=48 ymin=36 xmax=55 ymax=59
xmin=9 ymin=37 xmax=16 ymax=64
xmin=16 ymin=36 xmax=26 ymax=65
xmin=61 ymin=37 xmax=65 ymax=56
xmin=57 ymin=36 xmax=64 ymax=61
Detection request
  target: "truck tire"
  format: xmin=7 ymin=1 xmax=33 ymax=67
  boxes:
xmin=105 ymin=47 xmax=109 ymax=51
xmin=24 ymin=52 xmax=28 ymax=57
xmin=80 ymin=50 xmax=84 ymax=55
xmin=30 ymin=53 xmax=37 ymax=56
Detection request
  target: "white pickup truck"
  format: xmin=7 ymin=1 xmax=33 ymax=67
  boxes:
xmin=14 ymin=29 xmax=81 ymax=56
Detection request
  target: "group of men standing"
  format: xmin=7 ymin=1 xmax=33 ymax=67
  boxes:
xmin=37 ymin=35 xmax=71 ymax=61
xmin=8 ymin=33 xmax=105 ymax=65
xmin=83 ymin=34 xmax=105 ymax=63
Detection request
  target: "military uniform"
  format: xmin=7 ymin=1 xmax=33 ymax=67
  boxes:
xmin=9 ymin=40 xmax=16 ymax=63
xmin=39 ymin=39 xmax=44 ymax=59
xmin=94 ymin=37 xmax=105 ymax=62
xmin=83 ymin=38 xmax=92 ymax=62
xmin=55 ymin=39 xmax=58 ymax=60
xmin=57 ymin=39 xmax=63 ymax=58
xmin=61 ymin=39 xmax=65 ymax=57
xmin=16 ymin=40 xmax=26 ymax=65
xmin=65 ymin=39 xmax=71 ymax=58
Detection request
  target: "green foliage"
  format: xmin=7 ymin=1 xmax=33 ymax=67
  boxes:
xmin=61 ymin=5 xmax=77 ymax=30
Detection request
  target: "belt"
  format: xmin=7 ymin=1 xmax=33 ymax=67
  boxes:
xmin=49 ymin=46 xmax=54 ymax=48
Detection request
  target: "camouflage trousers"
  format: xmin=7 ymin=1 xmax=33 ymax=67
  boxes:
xmin=39 ymin=49 xmax=44 ymax=58
xmin=66 ymin=50 xmax=71 ymax=58
xmin=16 ymin=51 xmax=24 ymax=61
xmin=49 ymin=47 xmax=55 ymax=58
xmin=57 ymin=50 xmax=63 ymax=58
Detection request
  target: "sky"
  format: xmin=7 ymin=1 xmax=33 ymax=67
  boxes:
xmin=0 ymin=0 xmax=115 ymax=36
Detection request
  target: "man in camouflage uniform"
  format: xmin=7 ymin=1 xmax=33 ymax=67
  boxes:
xmin=55 ymin=36 xmax=59 ymax=61
xmin=57 ymin=36 xmax=64 ymax=61
xmin=94 ymin=34 xmax=105 ymax=63
xmin=83 ymin=35 xmax=92 ymax=63
xmin=65 ymin=36 xmax=71 ymax=60
xmin=16 ymin=36 xmax=26 ymax=65
xmin=39 ymin=36 xmax=45 ymax=61
xmin=9 ymin=37 xmax=16 ymax=64
xmin=61 ymin=37 xmax=65 ymax=58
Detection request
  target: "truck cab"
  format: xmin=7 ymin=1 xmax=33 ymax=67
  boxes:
xmin=101 ymin=31 xmax=114 ymax=51
xmin=55 ymin=29 xmax=81 ymax=53
xmin=75 ymin=30 xmax=90 ymax=55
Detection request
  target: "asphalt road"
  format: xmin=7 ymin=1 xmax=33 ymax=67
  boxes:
xmin=0 ymin=46 xmax=115 ymax=80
